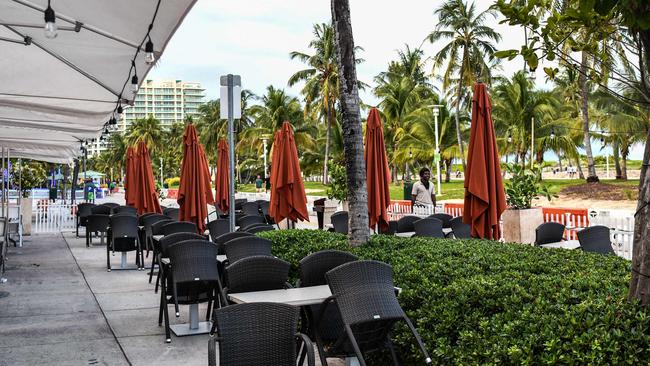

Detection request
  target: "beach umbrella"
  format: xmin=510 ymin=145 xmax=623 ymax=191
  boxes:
xmin=365 ymin=108 xmax=391 ymax=231
xmin=125 ymin=146 xmax=137 ymax=207
xmin=178 ymin=124 xmax=214 ymax=233
xmin=462 ymin=83 xmax=507 ymax=239
xmin=215 ymin=139 xmax=230 ymax=213
xmin=269 ymin=122 xmax=309 ymax=224
xmin=133 ymin=141 xmax=161 ymax=215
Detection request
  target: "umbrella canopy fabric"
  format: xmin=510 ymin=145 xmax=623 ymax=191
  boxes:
xmin=269 ymin=122 xmax=309 ymax=223
xmin=214 ymin=139 xmax=230 ymax=213
xmin=133 ymin=141 xmax=161 ymax=215
xmin=0 ymin=0 xmax=198 ymax=162
xmin=365 ymin=108 xmax=391 ymax=231
xmin=124 ymin=146 xmax=136 ymax=206
xmin=177 ymin=124 xmax=214 ymax=233
xmin=462 ymin=83 xmax=507 ymax=240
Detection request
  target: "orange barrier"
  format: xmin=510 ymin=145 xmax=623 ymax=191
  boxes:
xmin=443 ymin=202 xmax=464 ymax=217
xmin=166 ymin=188 xmax=179 ymax=199
xmin=541 ymin=207 xmax=589 ymax=240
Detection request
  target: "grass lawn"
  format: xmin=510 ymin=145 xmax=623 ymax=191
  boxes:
xmin=239 ymin=178 xmax=640 ymax=201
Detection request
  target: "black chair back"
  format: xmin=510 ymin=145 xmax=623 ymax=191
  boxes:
xmin=159 ymin=233 xmax=207 ymax=257
xmin=535 ymin=222 xmax=566 ymax=245
xmin=237 ymin=215 xmax=265 ymax=228
xmin=138 ymin=212 xmax=157 ymax=225
xmin=247 ymin=225 xmax=275 ymax=234
xmin=161 ymin=221 xmax=197 ymax=236
xmin=578 ymin=226 xmax=614 ymax=254
xmin=102 ymin=202 xmax=120 ymax=209
xmin=207 ymin=219 xmax=230 ymax=240
xmin=224 ymin=237 xmax=272 ymax=263
xmin=234 ymin=198 xmax=247 ymax=210
xmin=163 ymin=207 xmax=180 ymax=221
xmin=396 ymin=215 xmax=420 ymax=233
xmin=110 ymin=214 xmax=139 ymax=251
xmin=413 ymin=218 xmax=445 ymax=238
xmin=151 ymin=219 xmax=173 ymax=235
xmin=330 ymin=211 xmax=348 ymax=234
xmin=213 ymin=232 xmax=254 ymax=255
xmin=76 ymin=203 xmax=95 ymax=218
xmin=167 ymin=240 xmax=220 ymax=304
xmin=428 ymin=213 xmax=453 ymax=228
xmin=91 ymin=205 xmax=112 ymax=215
xmin=300 ymin=250 xmax=358 ymax=287
xmin=86 ymin=214 xmax=110 ymax=232
xmin=225 ymin=256 xmax=290 ymax=293
xmin=450 ymin=217 xmax=472 ymax=239
xmin=241 ymin=202 xmax=261 ymax=217
xmin=114 ymin=205 xmax=138 ymax=215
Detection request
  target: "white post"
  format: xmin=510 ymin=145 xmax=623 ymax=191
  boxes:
xmin=160 ymin=157 xmax=163 ymax=186
xmin=220 ymin=75 xmax=242 ymax=233
xmin=262 ymin=138 xmax=268 ymax=180
xmin=432 ymin=106 xmax=442 ymax=196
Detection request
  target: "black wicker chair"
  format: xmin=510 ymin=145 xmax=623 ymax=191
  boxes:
xmin=237 ymin=215 xmax=266 ymax=229
xmin=108 ymin=214 xmax=142 ymax=271
xmin=330 ymin=211 xmax=349 ymax=234
xmin=380 ymin=221 xmax=398 ymax=235
xmin=247 ymin=225 xmax=275 ymax=234
xmin=224 ymin=236 xmax=273 ymax=264
xmin=241 ymin=201 xmax=261 ymax=217
xmin=85 ymin=214 xmax=110 ymax=247
xmin=428 ymin=213 xmax=453 ymax=228
xmin=0 ymin=218 xmax=7 ymax=274
xmin=325 ymin=260 xmax=432 ymax=365
xmin=102 ymin=202 xmax=120 ymax=209
xmin=159 ymin=240 xmax=220 ymax=343
xmin=207 ymin=219 xmax=230 ymax=241
xmin=76 ymin=203 xmax=95 ymax=237
xmin=239 ymin=223 xmax=268 ymax=232
xmin=163 ymin=207 xmax=180 ymax=221
xmin=234 ymin=198 xmax=248 ymax=211
xmin=449 ymin=217 xmax=472 ymax=239
xmin=154 ymin=233 xmax=210 ymax=293
xmin=162 ymin=221 xmax=198 ymax=236
xmin=396 ymin=215 xmax=420 ymax=233
xmin=91 ymin=204 xmax=112 ymax=215
xmin=299 ymin=250 xmax=358 ymax=365
xmin=213 ymin=231 xmax=254 ymax=255
xmin=413 ymin=217 xmax=445 ymax=238
xmin=535 ymin=222 xmax=566 ymax=246
xmin=114 ymin=205 xmax=138 ymax=215
xmin=578 ymin=225 xmax=613 ymax=254
xmin=259 ymin=200 xmax=273 ymax=224
xmin=208 ymin=302 xmax=315 ymax=366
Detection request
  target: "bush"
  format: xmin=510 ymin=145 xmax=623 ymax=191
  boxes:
xmin=165 ymin=177 xmax=181 ymax=188
xmin=258 ymin=230 xmax=650 ymax=365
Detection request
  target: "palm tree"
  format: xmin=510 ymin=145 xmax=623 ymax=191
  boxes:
xmin=125 ymin=115 xmax=163 ymax=153
xmin=331 ymin=0 xmax=369 ymax=246
xmin=427 ymin=0 xmax=501 ymax=171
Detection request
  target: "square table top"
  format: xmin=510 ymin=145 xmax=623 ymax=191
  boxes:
xmin=228 ymin=285 xmax=332 ymax=307
xmin=540 ymin=240 xmax=581 ymax=250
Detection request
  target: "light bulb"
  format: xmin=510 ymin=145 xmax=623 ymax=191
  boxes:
xmin=116 ymin=105 xmax=123 ymax=120
xmin=507 ymin=135 xmax=512 ymax=143
xmin=109 ymin=117 xmax=117 ymax=125
xmin=550 ymin=130 xmax=555 ymax=139
xmin=144 ymin=39 xmax=155 ymax=64
xmin=44 ymin=4 xmax=57 ymax=39
xmin=131 ymin=75 xmax=139 ymax=94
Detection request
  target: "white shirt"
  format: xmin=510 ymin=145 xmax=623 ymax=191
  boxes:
xmin=412 ymin=180 xmax=435 ymax=206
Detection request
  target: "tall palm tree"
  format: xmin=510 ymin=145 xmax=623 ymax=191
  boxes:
xmin=427 ymin=0 xmax=501 ymax=171
xmin=125 ymin=115 xmax=163 ymax=153
xmin=331 ymin=0 xmax=369 ymax=246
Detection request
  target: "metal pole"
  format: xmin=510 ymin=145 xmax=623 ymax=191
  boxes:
xmin=531 ymin=117 xmax=534 ymax=169
xmin=227 ymin=74 xmax=236 ymax=232
xmin=262 ymin=138 xmax=268 ymax=180
xmin=160 ymin=157 xmax=163 ymax=186
xmin=433 ymin=108 xmax=442 ymax=196
xmin=18 ymin=158 xmax=22 ymax=247
xmin=1 ymin=147 xmax=4 ymax=219
xmin=83 ymin=144 xmax=87 ymax=202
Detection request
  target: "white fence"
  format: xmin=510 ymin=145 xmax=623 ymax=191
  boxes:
xmin=34 ymin=202 xmax=76 ymax=233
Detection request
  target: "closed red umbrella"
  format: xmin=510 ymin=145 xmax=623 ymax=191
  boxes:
xmin=365 ymin=108 xmax=391 ymax=231
xmin=463 ymin=83 xmax=507 ymax=239
xmin=124 ymin=146 xmax=137 ymax=206
xmin=214 ymin=139 xmax=230 ymax=213
xmin=269 ymin=122 xmax=309 ymax=224
xmin=133 ymin=141 xmax=162 ymax=215
xmin=178 ymin=124 xmax=215 ymax=233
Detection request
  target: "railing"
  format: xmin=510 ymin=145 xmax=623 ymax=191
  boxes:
xmin=34 ymin=201 xmax=76 ymax=233
xmin=541 ymin=207 xmax=589 ymax=240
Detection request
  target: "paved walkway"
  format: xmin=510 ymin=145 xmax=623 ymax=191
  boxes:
xmin=0 ymin=232 xmax=341 ymax=365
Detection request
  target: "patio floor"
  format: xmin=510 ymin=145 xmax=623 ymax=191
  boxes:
xmin=0 ymin=232 xmax=341 ymax=365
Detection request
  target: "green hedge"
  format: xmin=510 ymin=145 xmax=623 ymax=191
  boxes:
xmin=258 ymin=230 xmax=650 ymax=365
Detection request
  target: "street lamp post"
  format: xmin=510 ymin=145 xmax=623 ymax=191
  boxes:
xmin=432 ymin=105 xmax=443 ymax=196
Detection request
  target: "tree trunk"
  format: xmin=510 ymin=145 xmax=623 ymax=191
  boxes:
xmin=558 ymin=154 xmax=563 ymax=172
xmin=575 ymin=155 xmax=585 ymax=179
xmin=621 ymin=144 xmax=629 ymax=180
xmin=454 ymin=78 xmax=467 ymax=172
xmin=331 ymin=0 xmax=369 ymax=246
xmin=323 ymin=103 xmax=333 ymax=184
xmin=613 ymin=140 xmax=623 ymax=179
xmin=579 ymin=51 xmax=599 ymax=182
xmin=444 ymin=158 xmax=452 ymax=183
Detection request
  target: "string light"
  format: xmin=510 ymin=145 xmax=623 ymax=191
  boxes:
xmin=144 ymin=37 xmax=155 ymax=64
xmin=507 ymin=133 xmax=512 ymax=143
xmin=550 ymin=129 xmax=555 ymax=139
xmin=43 ymin=0 xmax=57 ymax=39
xmin=116 ymin=104 xmax=123 ymax=120
xmin=131 ymin=61 xmax=139 ymax=94
xmin=409 ymin=149 xmax=413 ymax=158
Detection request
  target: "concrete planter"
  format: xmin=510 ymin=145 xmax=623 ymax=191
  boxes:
xmin=502 ymin=207 xmax=544 ymax=245
xmin=19 ymin=197 xmax=32 ymax=235
xmin=323 ymin=200 xmax=339 ymax=228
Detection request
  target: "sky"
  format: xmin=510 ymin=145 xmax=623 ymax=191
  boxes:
xmin=148 ymin=0 xmax=643 ymax=160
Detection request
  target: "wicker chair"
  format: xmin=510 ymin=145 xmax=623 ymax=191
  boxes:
xmin=428 ymin=213 xmax=453 ymax=228
xmin=213 ymin=231 xmax=254 ymax=255
xmin=162 ymin=221 xmax=197 ymax=236
xmin=114 ymin=205 xmax=138 ymax=215
xmin=91 ymin=204 xmax=112 ymax=215
xmin=380 ymin=221 xmax=398 ymax=235
xmin=237 ymin=215 xmax=265 ymax=229
xmin=224 ymin=236 xmax=273 ymax=264
xmin=208 ymin=302 xmax=315 ymax=366
xmin=76 ymin=203 xmax=95 ymax=237
xmin=159 ymin=240 xmax=220 ymax=343
xmin=154 ymin=233 xmax=210 ymax=293
xmin=102 ymin=202 xmax=120 ymax=209
xmin=247 ymin=225 xmax=275 ymax=234
xmin=259 ymin=200 xmax=273 ymax=224
xmin=0 ymin=218 xmax=7 ymax=274
xmin=108 ymin=214 xmax=142 ymax=271
xmin=163 ymin=207 xmax=180 ymax=221
xmin=325 ymin=261 xmax=432 ymax=365
xmin=299 ymin=250 xmax=358 ymax=365
xmin=85 ymin=214 xmax=110 ymax=247
xmin=234 ymin=198 xmax=248 ymax=211
xmin=396 ymin=215 xmax=420 ymax=233
xmin=578 ymin=226 xmax=614 ymax=254
xmin=241 ymin=201 xmax=261 ymax=217
xmin=330 ymin=211 xmax=349 ymax=234
xmin=413 ymin=217 xmax=445 ymax=238
xmin=449 ymin=217 xmax=472 ymax=239
xmin=207 ymin=219 xmax=230 ymax=241
xmin=535 ymin=222 xmax=566 ymax=246
xmin=238 ymin=223 xmax=267 ymax=232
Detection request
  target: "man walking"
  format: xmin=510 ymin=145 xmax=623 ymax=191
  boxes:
xmin=411 ymin=167 xmax=436 ymax=211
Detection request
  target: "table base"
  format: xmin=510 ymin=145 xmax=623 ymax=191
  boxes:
xmin=170 ymin=321 xmax=211 ymax=336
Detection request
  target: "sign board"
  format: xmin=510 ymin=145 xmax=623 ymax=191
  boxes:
xmin=433 ymin=153 xmax=441 ymax=163
xmin=220 ymin=85 xmax=241 ymax=119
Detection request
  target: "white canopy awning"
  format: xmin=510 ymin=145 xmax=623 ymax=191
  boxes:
xmin=0 ymin=0 xmax=197 ymax=163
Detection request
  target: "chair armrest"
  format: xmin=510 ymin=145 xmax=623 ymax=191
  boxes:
xmin=284 ymin=282 xmax=294 ymax=289
xmin=295 ymin=332 xmax=315 ymax=366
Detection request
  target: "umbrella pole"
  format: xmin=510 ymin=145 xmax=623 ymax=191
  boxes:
xmin=227 ymin=75 xmax=236 ymax=232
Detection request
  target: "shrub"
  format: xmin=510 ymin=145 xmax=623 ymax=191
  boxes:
xmin=258 ymin=230 xmax=650 ymax=365
xmin=326 ymin=161 xmax=348 ymax=201
xmin=165 ymin=177 xmax=181 ymax=188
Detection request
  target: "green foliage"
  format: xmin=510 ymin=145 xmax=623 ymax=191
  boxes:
xmin=325 ymin=161 xmax=347 ymax=201
xmin=165 ymin=177 xmax=180 ymax=188
xmin=258 ymin=230 xmax=650 ymax=365
xmin=505 ymin=164 xmax=555 ymax=209
xmin=11 ymin=160 xmax=46 ymax=197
